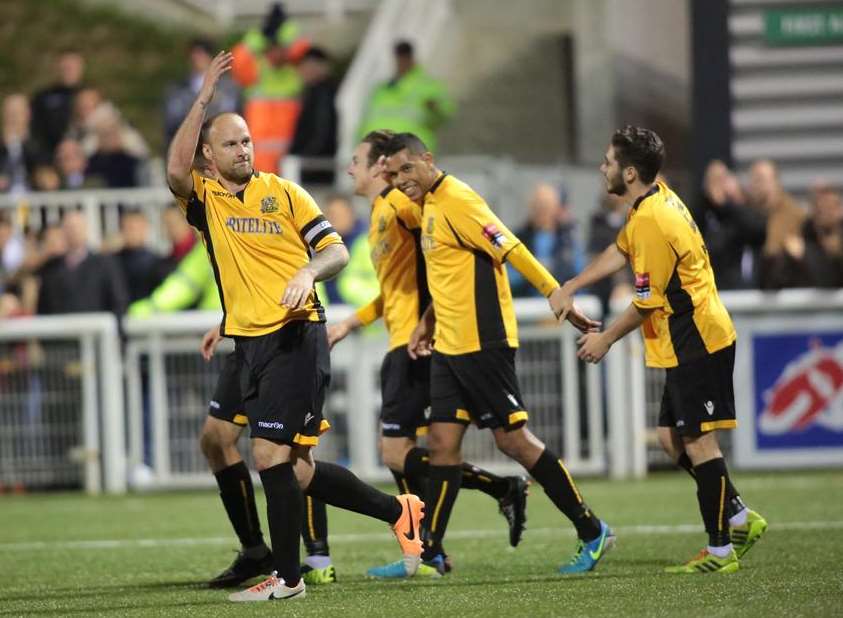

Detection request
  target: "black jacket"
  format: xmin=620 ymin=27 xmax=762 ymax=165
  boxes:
xmin=37 ymin=252 xmax=129 ymax=316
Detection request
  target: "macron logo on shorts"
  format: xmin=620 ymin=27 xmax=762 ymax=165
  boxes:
xmin=258 ymin=421 xmax=285 ymax=431
xmin=382 ymin=422 xmax=401 ymax=431
xmin=304 ymin=413 xmax=315 ymax=426
xmin=209 ymin=400 xmax=221 ymax=409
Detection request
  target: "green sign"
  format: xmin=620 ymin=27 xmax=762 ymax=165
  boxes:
xmin=764 ymin=7 xmax=843 ymax=46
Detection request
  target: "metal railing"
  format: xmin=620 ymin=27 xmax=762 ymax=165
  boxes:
xmin=0 ymin=313 xmax=125 ymax=494
xmin=121 ymin=297 xmax=609 ymax=490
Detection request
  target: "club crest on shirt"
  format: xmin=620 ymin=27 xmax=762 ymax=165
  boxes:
xmin=634 ymin=272 xmax=651 ymax=299
xmin=260 ymin=196 xmax=279 ymax=214
xmin=482 ymin=223 xmax=506 ymax=248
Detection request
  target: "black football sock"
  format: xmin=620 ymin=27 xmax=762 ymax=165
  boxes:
xmin=460 ymin=462 xmax=511 ymax=500
xmin=400 ymin=446 xmax=429 ymax=497
xmin=259 ymin=462 xmax=303 ymax=586
xmin=214 ymin=461 xmax=267 ymax=551
xmin=676 ymin=452 xmax=696 ymax=479
xmin=405 ymin=446 xmax=508 ymax=499
xmin=421 ymin=464 xmax=462 ymax=561
xmin=301 ymin=495 xmax=330 ymax=557
xmin=693 ymin=457 xmax=731 ymax=547
xmin=306 ymin=461 xmax=402 ymax=524
xmin=529 ymin=448 xmax=601 ymax=541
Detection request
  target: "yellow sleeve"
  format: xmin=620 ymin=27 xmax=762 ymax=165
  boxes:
xmin=354 ymin=294 xmax=384 ymax=326
xmin=288 ymin=181 xmax=343 ymax=252
xmin=628 ymin=216 xmax=675 ymax=310
xmin=616 ymin=224 xmax=629 ymax=255
xmin=387 ymin=189 xmax=423 ymax=229
xmin=506 ymin=244 xmax=560 ymax=297
xmin=444 ymin=195 xmax=520 ymax=263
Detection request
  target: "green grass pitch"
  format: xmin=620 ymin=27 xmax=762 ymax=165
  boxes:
xmin=1 ymin=470 xmax=842 ymax=616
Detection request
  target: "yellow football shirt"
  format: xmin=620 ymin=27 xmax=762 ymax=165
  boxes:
xmin=368 ymin=187 xmax=428 ymax=350
xmin=420 ymin=174 xmax=520 ymax=355
xmin=179 ymin=170 xmax=342 ymax=337
xmin=616 ymin=181 xmax=736 ymax=368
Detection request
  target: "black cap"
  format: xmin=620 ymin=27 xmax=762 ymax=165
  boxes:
xmin=394 ymin=40 xmax=414 ymax=57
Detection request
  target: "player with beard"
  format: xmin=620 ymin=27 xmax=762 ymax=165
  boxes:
xmin=167 ymin=51 xmax=425 ymax=602
xmin=557 ymin=126 xmax=767 ymax=573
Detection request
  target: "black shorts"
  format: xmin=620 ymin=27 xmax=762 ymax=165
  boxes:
xmin=208 ymin=353 xmax=248 ymax=427
xmin=430 ymin=348 xmax=528 ymax=432
xmin=235 ymin=321 xmax=331 ymax=445
xmin=380 ymin=347 xmax=430 ymax=438
xmin=658 ymin=343 xmax=737 ymax=437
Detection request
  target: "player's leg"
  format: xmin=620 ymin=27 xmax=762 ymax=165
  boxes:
xmin=380 ymin=348 xmax=526 ymax=543
xmin=458 ymin=346 xmax=611 ymax=573
xmin=662 ymin=344 xmax=764 ymax=573
xmin=300 ymin=496 xmax=336 ymax=584
xmin=494 ymin=425 xmax=613 ymax=573
xmin=229 ymin=437 xmax=306 ymax=601
xmin=291 ymin=448 xmax=424 ymax=577
xmin=200 ymin=354 xmax=271 ymax=588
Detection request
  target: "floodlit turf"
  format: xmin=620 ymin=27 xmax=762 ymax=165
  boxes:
xmin=1 ymin=470 xmax=842 ymax=617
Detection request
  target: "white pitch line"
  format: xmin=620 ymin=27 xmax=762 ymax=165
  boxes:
xmin=2 ymin=520 xmax=841 ymax=553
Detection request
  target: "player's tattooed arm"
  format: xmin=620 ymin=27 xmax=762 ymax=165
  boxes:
xmin=167 ymin=51 xmax=233 ymax=198
xmin=281 ymin=243 xmax=349 ymax=310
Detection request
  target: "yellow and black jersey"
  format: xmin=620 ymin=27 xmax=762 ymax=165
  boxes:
xmin=616 ymin=181 xmax=736 ymax=368
xmin=420 ymin=174 xmax=521 ymax=355
xmin=176 ymin=169 xmax=342 ymax=337
xmin=367 ymin=187 xmax=428 ymax=349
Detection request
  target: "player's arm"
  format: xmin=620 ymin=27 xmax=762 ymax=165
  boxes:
xmin=408 ymin=302 xmax=435 ymax=360
xmin=554 ymin=242 xmax=628 ymax=324
xmin=577 ymin=303 xmax=653 ymax=364
xmin=282 ymin=243 xmax=349 ymax=310
xmin=166 ymin=51 xmax=232 ymax=198
xmin=326 ymin=294 xmax=384 ymax=349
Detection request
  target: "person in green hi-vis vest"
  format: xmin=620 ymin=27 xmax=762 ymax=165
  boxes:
xmin=358 ymin=41 xmax=454 ymax=154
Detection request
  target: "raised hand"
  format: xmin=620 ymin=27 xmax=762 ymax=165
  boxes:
xmin=199 ymin=51 xmax=234 ymax=107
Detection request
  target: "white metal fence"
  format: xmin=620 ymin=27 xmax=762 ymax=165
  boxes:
xmin=0 ymin=314 xmax=124 ymax=494
xmin=4 ymin=290 xmax=843 ymax=494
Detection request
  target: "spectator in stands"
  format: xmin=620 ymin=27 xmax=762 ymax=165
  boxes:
xmin=54 ymin=139 xmax=88 ymax=189
xmin=231 ymin=2 xmax=309 ymax=172
xmin=0 ymin=212 xmax=24 ymax=292
xmin=799 ymin=184 xmax=843 ymax=288
xmin=31 ymin=163 xmax=62 ymax=191
xmin=586 ymin=192 xmax=633 ymax=315
xmin=66 ymin=87 xmax=149 ymax=160
xmin=289 ymin=46 xmax=338 ymax=184
xmin=113 ymin=210 xmax=164 ymax=302
xmin=509 ymin=183 xmax=584 ymax=298
xmin=694 ymin=159 xmax=766 ymax=290
xmin=31 ymin=49 xmax=85 ymax=153
xmin=358 ymin=40 xmax=455 ymax=154
xmin=127 ymin=239 xmax=221 ymax=316
xmin=322 ymin=194 xmax=378 ymax=306
xmin=86 ymin=115 xmax=142 ymax=188
xmin=748 ymin=160 xmax=808 ymax=289
xmin=36 ymin=210 xmax=128 ymax=315
xmin=0 ymin=94 xmax=45 ymax=195
xmin=163 ymin=38 xmax=241 ymax=148
xmin=160 ymin=204 xmax=197 ymax=274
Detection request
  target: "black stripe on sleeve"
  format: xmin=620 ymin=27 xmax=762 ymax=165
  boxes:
xmin=301 ymin=214 xmax=328 ymax=237
xmin=308 ymin=226 xmax=337 ymax=248
xmin=412 ymin=229 xmax=431 ymax=318
xmin=444 ymin=216 xmax=467 ymax=248
xmin=285 ymin=188 xmax=295 ymax=216
xmin=473 ymin=250 xmax=507 ymax=348
xmin=500 ymin=241 xmax=522 ymax=263
xmin=189 ymin=202 xmax=228 ymax=336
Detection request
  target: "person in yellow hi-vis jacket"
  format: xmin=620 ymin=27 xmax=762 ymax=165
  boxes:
xmin=358 ymin=41 xmax=454 ymax=154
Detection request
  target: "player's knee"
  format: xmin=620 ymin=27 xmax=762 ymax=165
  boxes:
xmin=682 ymin=431 xmax=722 ymax=464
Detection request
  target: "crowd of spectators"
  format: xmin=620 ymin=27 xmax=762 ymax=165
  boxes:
xmin=1 ymin=3 xmax=840 ymax=322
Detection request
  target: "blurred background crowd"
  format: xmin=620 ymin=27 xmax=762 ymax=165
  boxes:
xmin=1 ymin=1 xmax=841 ymax=324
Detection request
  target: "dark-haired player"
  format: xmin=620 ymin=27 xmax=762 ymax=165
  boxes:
xmin=561 ymin=126 xmax=767 ymax=573
xmin=374 ymin=132 xmax=614 ymax=576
